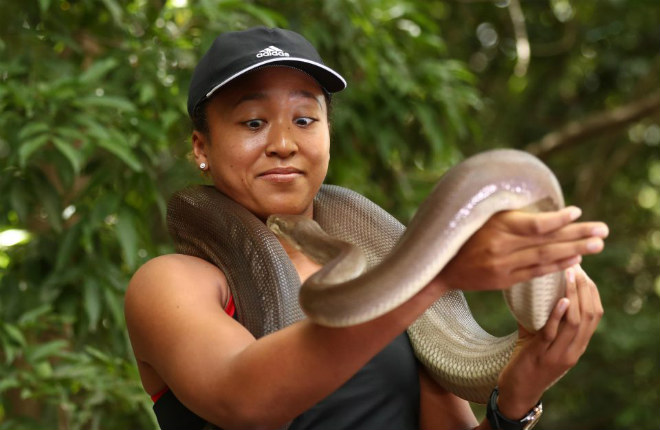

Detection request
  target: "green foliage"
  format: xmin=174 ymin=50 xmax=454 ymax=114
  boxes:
xmin=0 ymin=0 xmax=658 ymax=429
xmin=0 ymin=307 xmax=152 ymax=429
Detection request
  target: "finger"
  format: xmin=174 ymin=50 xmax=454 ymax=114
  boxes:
xmin=582 ymin=267 xmax=604 ymax=317
xmin=539 ymin=296 xmax=570 ymax=343
xmin=490 ymin=221 xmax=609 ymax=258
xmin=576 ymin=265 xmax=595 ymax=317
xmin=509 ymin=255 xmax=582 ymax=285
xmin=502 ymin=237 xmax=604 ymax=272
xmin=518 ymin=221 xmax=609 ymax=247
xmin=495 ymin=206 xmax=583 ymax=236
xmin=553 ymin=222 xmax=609 ymax=240
xmin=571 ymin=266 xmax=603 ymax=344
xmin=558 ymin=266 xmax=597 ymax=360
xmin=564 ymin=267 xmax=581 ymax=326
xmin=546 ymin=267 xmax=581 ymax=350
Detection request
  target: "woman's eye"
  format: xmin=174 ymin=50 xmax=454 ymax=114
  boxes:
xmin=295 ymin=117 xmax=315 ymax=127
xmin=244 ymin=119 xmax=264 ymax=130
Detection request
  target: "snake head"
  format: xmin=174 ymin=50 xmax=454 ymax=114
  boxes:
xmin=267 ymin=214 xmax=311 ymax=252
xmin=267 ymin=214 xmax=362 ymax=269
xmin=267 ymin=214 xmax=304 ymax=236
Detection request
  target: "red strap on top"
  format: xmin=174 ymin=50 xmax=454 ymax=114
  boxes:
xmin=225 ymin=294 xmax=236 ymax=318
xmin=150 ymin=294 xmax=236 ymax=403
xmin=151 ymin=386 xmax=169 ymax=402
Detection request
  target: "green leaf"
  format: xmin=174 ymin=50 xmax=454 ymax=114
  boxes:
xmin=100 ymin=0 xmax=123 ymax=25
xmin=75 ymin=115 xmax=111 ymax=141
xmin=138 ymin=82 xmax=156 ymax=104
xmin=34 ymin=361 xmax=53 ymax=379
xmin=74 ymin=95 xmax=136 ymax=112
xmin=0 ymin=375 xmax=20 ymax=392
xmin=52 ymin=136 xmax=83 ymax=174
xmin=38 ymin=0 xmax=51 ymax=12
xmin=116 ymin=208 xmax=138 ymax=270
xmin=97 ymin=138 xmax=143 ymax=172
xmin=88 ymin=193 xmax=120 ymax=227
xmin=18 ymin=122 xmax=50 ymax=140
xmin=2 ymin=323 xmax=26 ymax=347
xmin=26 ymin=340 xmax=68 ymax=362
xmin=30 ymin=172 xmax=62 ymax=232
xmin=83 ymin=278 xmax=101 ymax=331
xmin=9 ymin=182 xmax=29 ymax=222
xmin=413 ymin=103 xmax=444 ymax=155
xmin=18 ymin=134 xmax=49 ymax=167
xmin=55 ymin=126 xmax=86 ymax=142
xmin=17 ymin=305 xmax=53 ymax=325
xmin=238 ymin=3 xmax=287 ymax=27
xmin=84 ymin=346 xmax=112 ymax=363
xmin=78 ymin=58 xmax=119 ymax=85
xmin=55 ymin=223 xmax=81 ymax=271
xmin=103 ymin=287 xmax=124 ymax=327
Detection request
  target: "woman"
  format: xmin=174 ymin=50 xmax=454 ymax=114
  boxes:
xmin=125 ymin=27 xmax=608 ymax=429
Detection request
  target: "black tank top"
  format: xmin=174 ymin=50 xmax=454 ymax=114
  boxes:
xmin=153 ymin=331 xmax=420 ymax=430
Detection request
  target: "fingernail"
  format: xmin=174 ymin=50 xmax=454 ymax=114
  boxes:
xmin=566 ymin=268 xmax=575 ymax=283
xmin=592 ymin=225 xmax=609 ymax=238
xmin=587 ymin=239 xmax=603 ymax=252
xmin=558 ymin=298 xmax=569 ymax=313
xmin=570 ymin=255 xmax=582 ymax=265
xmin=567 ymin=206 xmax=582 ymax=221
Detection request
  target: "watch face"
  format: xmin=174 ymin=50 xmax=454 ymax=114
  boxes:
xmin=522 ymin=404 xmax=543 ymax=430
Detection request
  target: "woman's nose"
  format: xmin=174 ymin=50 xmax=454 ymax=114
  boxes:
xmin=265 ymin=122 xmax=298 ymax=158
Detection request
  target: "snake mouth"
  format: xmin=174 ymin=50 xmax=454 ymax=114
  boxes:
xmin=266 ymin=215 xmax=282 ymax=234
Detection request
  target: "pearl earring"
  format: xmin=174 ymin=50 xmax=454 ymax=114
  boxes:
xmin=199 ymin=162 xmax=207 ymax=170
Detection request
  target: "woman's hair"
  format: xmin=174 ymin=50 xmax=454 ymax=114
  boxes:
xmin=191 ymin=98 xmax=211 ymax=135
xmin=190 ymin=90 xmax=334 ymax=136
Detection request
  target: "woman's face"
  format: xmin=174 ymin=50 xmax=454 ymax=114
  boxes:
xmin=192 ymin=67 xmax=330 ymax=220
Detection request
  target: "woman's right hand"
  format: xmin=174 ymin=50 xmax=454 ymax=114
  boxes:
xmin=437 ymin=207 xmax=609 ymax=291
xmin=494 ymin=264 xmax=604 ymax=420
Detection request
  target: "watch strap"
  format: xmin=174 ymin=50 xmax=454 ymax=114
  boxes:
xmin=486 ymin=387 xmax=543 ymax=430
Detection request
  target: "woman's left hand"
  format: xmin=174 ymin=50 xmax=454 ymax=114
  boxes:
xmin=495 ymin=264 xmax=604 ymax=419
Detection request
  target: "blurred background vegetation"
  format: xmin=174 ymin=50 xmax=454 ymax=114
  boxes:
xmin=0 ymin=0 xmax=658 ymax=428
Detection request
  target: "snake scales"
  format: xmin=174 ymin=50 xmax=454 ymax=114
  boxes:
xmin=167 ymin=148 xmax=566 ymax=404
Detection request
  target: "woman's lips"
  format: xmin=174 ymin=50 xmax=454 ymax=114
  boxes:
xmin=258 ymin=167 xmax=304 ymax=183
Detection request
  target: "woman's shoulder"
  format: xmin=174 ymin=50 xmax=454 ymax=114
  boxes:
xmin=126 ymin=254 xmax=230 ymax=311
xmin=133 ymin=253 xmax=222 ymax=276
xmin=129 ymin=253 xmax=225 ymax=288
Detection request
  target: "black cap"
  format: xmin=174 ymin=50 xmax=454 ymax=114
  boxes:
xmin=187 ymin=27 xmax=347 ymax=117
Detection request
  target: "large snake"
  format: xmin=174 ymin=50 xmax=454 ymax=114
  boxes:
xmin=167 ymin=149 xmax=566 ymax=404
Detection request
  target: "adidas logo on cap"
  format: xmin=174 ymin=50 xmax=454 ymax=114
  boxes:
xmin=256 ymin=45 xmax=290 ymax=58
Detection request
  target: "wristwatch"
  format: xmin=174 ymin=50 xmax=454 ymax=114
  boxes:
xmin=486 ymin=387 xmax=543 ymax=430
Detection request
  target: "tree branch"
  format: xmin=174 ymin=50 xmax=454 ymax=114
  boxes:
xmin=507 ymin=0 xmax=530 ymax=77
xmin=525 ymin=92 xmax=660 ymax=158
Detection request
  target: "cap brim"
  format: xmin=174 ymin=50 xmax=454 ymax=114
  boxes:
xmin=204 ymin=57 xmax=347 ymax=100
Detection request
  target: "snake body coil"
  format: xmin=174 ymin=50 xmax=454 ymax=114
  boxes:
xmin=167 ymin=149 xmax=565 ymax=404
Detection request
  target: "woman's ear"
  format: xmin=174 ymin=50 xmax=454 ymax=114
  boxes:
xmin=191 ymin=130 xmax=209 ymax=167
